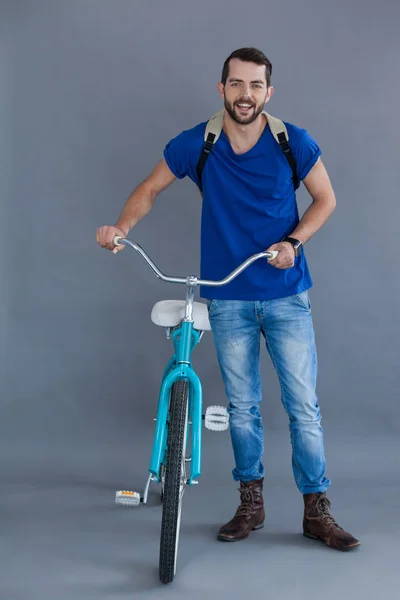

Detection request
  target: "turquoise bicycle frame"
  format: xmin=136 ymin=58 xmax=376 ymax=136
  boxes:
xmin=149 ymin=320 xmax=203 ymax=486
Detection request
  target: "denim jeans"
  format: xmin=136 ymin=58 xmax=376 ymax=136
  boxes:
xmin=207 ymin=291 xmax=331 ymax=495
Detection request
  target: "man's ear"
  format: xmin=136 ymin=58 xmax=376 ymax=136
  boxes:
xmin=265 ymin=86 xmax=275 ymax=104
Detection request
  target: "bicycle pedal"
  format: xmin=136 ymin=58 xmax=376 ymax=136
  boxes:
xmin=204 ymin=405 xmax=229 ymax=431
xmin=115 ymin=490 xmax=141 ymax=506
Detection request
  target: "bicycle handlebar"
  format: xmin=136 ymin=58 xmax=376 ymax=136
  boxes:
xmin=113 ymin=236 xmax=279 ymax=287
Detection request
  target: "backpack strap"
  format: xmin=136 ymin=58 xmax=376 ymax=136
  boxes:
xmin=263 ymin=112 xmax=299 ymax=189
xmin=196 ymin=110 xmax=299 ymax=193
xmin=196 ymin=110 xmax=225 ymax=193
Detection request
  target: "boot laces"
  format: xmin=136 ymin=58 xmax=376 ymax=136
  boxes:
xmin=235 ymin=487 xmax=256 ymax=517
xmin=315 ymin=494 xmax=342 ymax=529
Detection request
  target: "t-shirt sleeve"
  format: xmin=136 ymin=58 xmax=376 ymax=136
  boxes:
xmin=292 ymin=128 xmax=322 ymax=183
xmin=163 ymin=131 xmax=190 ymax=180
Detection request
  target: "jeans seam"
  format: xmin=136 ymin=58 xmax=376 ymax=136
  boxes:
xmin=263 ymin=327 xmax=303 ymax=490
xmin=255 ymin=307 xmax=264 ymax=478
xmin=255 ymin=301 xmax=262 ymax=324
xmin=257 ymin=361 xmax=263 ymax=473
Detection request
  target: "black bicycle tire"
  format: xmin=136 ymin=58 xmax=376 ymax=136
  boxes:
xmin=159 ymin=380 xmax=188 ymax=584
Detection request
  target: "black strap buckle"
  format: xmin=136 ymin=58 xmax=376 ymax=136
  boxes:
xmin=203 ymin=133 xmax=216 ymax=154
xmin=277 ymin=132 xmax=290 ymax=153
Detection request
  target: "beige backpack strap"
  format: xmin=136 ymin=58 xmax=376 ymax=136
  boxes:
xmin=204 ymin=109 xmax=225 ymax=142
xmin=205 ymin=110 xmax=289 ymax=143
xmin=263 ymin=111 xmax=289 ymax=143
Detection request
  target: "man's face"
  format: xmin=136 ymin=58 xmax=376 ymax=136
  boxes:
xmin=218 ymin=59 xmax=273 ymax=125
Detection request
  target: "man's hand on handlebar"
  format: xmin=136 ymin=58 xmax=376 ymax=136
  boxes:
xmin=266 ymin=242 xmax=296 ymax=269
xmin=96 ymin=225 xmax=128 ymax=254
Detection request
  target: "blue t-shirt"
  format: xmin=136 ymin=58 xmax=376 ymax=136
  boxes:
xmin=163 ymin=117 xmax=321 ymax=300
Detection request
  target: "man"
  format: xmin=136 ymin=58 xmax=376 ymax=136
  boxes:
xmin=96 ymin=47 xmax=359 ymax=551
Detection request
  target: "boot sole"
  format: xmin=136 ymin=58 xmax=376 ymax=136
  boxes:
xmin=217 ymin=523 xmax=264 ymax=542
xmin=303 ymin=532 xmax=361 ymax=551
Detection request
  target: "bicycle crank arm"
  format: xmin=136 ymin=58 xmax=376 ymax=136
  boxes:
xmin=115 ymin=473 xmax=158 ymax=506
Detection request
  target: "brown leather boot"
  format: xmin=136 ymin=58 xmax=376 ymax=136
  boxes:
xmin=303 ymin=492 xmax=360 ymax=551
xmin=217 ymin=478 xmax=265 ymax=542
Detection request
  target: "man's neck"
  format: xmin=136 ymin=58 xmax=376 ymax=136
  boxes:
xmin=222 ymin=111 xmax=267 ymax=153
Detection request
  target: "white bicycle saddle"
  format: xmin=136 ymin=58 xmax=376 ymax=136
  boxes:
xmin=151 ymin=300 xmax=211 ymax=331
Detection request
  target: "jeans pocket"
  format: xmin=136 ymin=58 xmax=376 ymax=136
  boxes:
xmin=295 ymin=291 xmax=311 ymax=310
xmin=206 ymin=299 xmax=217 ymax=315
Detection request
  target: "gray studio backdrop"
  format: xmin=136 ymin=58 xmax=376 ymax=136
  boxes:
xmin=1 ymin=1 xmax=399 ymax=599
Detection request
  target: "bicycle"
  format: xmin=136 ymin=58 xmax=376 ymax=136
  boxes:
xmin=111 ymin=236 xmax=278 ymax=584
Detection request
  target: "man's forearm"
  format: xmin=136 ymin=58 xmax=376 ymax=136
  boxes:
xmin=115 ymin=182 xmax=157 ymax=235
xmin=289 ymin=194 xmax=336 ymax=244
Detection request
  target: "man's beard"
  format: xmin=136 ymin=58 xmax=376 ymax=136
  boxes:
xmin=224 ymin=97 xmax=264 ymax=125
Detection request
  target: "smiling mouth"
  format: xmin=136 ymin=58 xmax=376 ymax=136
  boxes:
xmin=235 ymin=103 xmax=255 ymax=111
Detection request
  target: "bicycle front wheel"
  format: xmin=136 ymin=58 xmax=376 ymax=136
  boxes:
xmin=159 ymin=379 xmax=189 ymax=584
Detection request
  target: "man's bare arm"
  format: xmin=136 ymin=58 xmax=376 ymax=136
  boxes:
xmin=266 ymin=158 xmax=337 ymax=269
xmin=96 ymin=158 xmax=176 ymax=251
xmin=289 ymin=157 xmax=336 ymax=244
